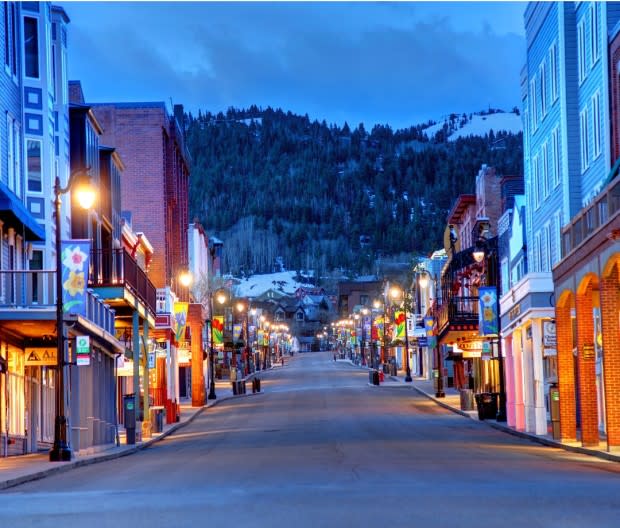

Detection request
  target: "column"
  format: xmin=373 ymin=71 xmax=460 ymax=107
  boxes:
xmin=556 ymin=298 xmax=577 ymax=442
xmin=531 ymin=319 xmax=548 ymax=435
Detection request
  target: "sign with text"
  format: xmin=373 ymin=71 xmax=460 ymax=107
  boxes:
xmin=25 ymin=347 xmax=57 ymax=366
xmin=76 ymin=335 xmax=90 ymax=366
xmin=543 ymin=320 xmax=556 ymax=347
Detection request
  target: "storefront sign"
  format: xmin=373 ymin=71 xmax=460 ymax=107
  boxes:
xmin=25 ymin=347 xmax=57 ymax=366
xmin=543 ymin=320 xmax=556 ymax=347
xmin=508 ymin=304 xmax=521 ymax=321
xmin=481 ymin=341 xmax=492 ymax=361
xmin=76 ymin=336 xmax=90 ymax=366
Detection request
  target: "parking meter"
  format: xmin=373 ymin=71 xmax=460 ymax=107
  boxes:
xmin=124 ymin=394 xmax=137 ymax=444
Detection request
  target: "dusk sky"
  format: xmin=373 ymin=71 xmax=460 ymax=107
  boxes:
xmin=60 ymin=1 xmax=526 ymax=130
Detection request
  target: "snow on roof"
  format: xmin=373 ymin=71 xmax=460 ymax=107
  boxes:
xmin=422 ymin=111 xmax=522 ymax=141
xmin=233 ymin=271 xmax=314 ymax=298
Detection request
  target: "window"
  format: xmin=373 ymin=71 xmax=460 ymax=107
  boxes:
xmin=552 ymin=127 xmax=561 ymax=187
xmin=3 ymin=4 xmax=9 ymax=70
xmin=540 ymin=61 xmax=547 ymax=117
xmin=7 ymin=114 xmax=15 ymax=191
xmin=549 ymin=43 xmax=558 ymax=102
xmin=27 ymin=139 xmax=42 ymax=192
xmin=542 ymin=141 xmax=549 ymax=198
xmin=24 ymin=16 xmax=40 ymax=78
xmin=530 ymin=77 xmax=538 ymax=130
xmin=532 ymin=154 xmax=540 ymax=208
xmin=580 ymin=107 xmax=589 ymax=172
xmin=543 ymin=223 xmax=551 ymax=272
xmin=4 ymin=2 xmax=18 ymax=77
xmin=553 ymin=211 xmax=562 ymax=265
xmin=13 ymin=120 xmax=20 ymax=197
xmin=578 ymin=18 xmax=587 ymax=83
xmin=590 ymin=3 xmax=600 ymax=66
xmin=534 ymin=231 xmax=542 ymax=273
xmin=592 ymin=92 xmax=601 ymax=159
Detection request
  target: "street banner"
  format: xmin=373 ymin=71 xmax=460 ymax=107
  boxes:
xmin=213 ymin=316 xmax=224 ymax=345
xmin=173 ymin=302 xmax=189 ymax=341
xmin=264 ymin=331 xmax=270 ymax=346
xmin=233 ymin=323 xmax=242 ymax=343
xmin=479 ymin=286 xmax=499 ymax=336
xmin=61 ymin=240 xmax=91 ymax=316
xmin=393 ymin=310 xmax=406 ymax=342
xmin=374 ymin=316 xmax=384 ymax=342
xmin=424 ymin=317 xmax=435 ymax=337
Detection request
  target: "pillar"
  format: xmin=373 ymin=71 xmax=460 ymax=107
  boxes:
xmin=556 ymin=298 xmax=577 ymax=441
xmin=503 ymin=333 xmax=516 ymax=427
xmin=142 ymin=318 xmax=150 ymax=438
xmin=575 ymin=281 xmax=599 ymax=447
xmin=601 ymin=262 xmax=620 ymax=449
xmin=132 ymin=309 xmax=140 ymax=429
xmin=189 ymin=304 xmax=205 ymax=407
xmin=531 ymin=319 xmax=548 ymax=435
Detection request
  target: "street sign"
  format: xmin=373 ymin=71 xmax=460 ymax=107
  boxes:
xmin=76 ymin=336 xmax=90 ymax=366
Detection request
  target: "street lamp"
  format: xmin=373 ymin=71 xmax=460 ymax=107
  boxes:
xmin=50 ymin=169 xmax=95 ymax=462
xmin=207 ymin=288 xmax=229 ymax=400
xmin=418 ymin=270 xmax=445 ymax=398
xmin=389 ymin=285 xmax=412 ymax=382
xmin=473 ymin=235 xmax=507 ymax=422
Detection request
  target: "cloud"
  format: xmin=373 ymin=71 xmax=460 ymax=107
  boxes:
xmin=62 ymin=1 xmax=525 ymax=130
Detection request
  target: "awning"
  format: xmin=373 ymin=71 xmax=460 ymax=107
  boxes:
xmin=0 ymin=181 xmax=45 ymax=241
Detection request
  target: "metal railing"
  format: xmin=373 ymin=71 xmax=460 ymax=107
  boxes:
xmin=436 ymin=295 xmax=479 ymax=333
xmin=0 ymin=270 xmax=115 ymax=334
xmin=89 ymin=248 xmax=156 ymax=314
xmin=562 ymin=177 xmax=620 ymax=256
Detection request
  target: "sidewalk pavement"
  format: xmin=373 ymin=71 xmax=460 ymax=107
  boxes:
xmin=0 ymin=371 xmax=267 ymax=491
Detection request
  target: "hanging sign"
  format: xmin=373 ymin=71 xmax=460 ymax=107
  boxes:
xmin=543 ymin=320 xmax=556 ymax=347
xmin=76 ymin=335 xmax=91 ymax=366
xmin=479 ymin=287 xmax=499 ymax=336
xmin=213 ymin=316 xmax=224 ymax=345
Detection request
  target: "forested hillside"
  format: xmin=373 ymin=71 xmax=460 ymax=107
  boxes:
xmin=186 ymin=107 xmax=523 ymax=278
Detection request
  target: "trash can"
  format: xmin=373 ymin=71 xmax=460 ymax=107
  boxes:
xmin=475 ymin=392 xmax=498 ymax=420
xmin=256 ymin=378 xmax=261 ymax=392
xmin=150 ymin=406 xmax=164 ymax=433
xmin=369 ymin=371 xmax=374 ymax=384
xmin=372 ymin=370 xmax=380 ymax=386
xmin=240 ymin=380 xmax=246 ymax=394
xmin=232 ymin=381 xmax=238 ymax=395
xmin=379 ymin=370 xmax=385 ymax=383
xmin=459 ymin=389 xmax=474 ymax=411
xmin=123 ymin=394 xmax=137 ymax=445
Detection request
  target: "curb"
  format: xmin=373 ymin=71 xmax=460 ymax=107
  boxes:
xmin=410 ymin=385 xmax=620 ymax=464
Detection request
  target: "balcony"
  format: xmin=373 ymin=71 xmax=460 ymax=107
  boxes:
xmin=436 ymin=295 xmax=479 ymax=334
xmin=90 ymin=248 xmax=156 ymax=314
xmin=562 ymin=177 xmax=620 ymax=257
xmin=0 ymin=270 xmax=115 ymax=335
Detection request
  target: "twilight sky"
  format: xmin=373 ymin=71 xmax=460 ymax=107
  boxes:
xmin=60 ymin=1 xmax=526 ymax=130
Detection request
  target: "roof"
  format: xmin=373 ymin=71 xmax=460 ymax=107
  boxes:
xmin=447 ymin=194 xmax=476 ymax=224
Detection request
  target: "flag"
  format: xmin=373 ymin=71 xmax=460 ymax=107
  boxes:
xmin=393 ymin=310 xmax=406 ymax=342
xmin=61 ymin=240 xmax=90 ymax=316
xmin=213 ymin=316 xmax=224 ymax=345
xmin=424 ymin=317 xmax=435 ymax=337
xmin=173 ymin=302 xmax=189 ymax=341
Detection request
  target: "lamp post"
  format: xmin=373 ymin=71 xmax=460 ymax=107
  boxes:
xmin=50 ymin=169 xmax=95 ymax=462
xmin=419 ymin=270 xmax=445 ymax=398
xmin=473 ymin=235 xmax=506 ymax=422
xmin=390 ymin=285 xmax=412 ymax=382
xmin=373 ymin=299 xmax=383 ymax=369
xmin=207 ymin=288 xmax=229 ymax=400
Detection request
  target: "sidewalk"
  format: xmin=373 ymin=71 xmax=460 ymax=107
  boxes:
xmin=0 ymin=372 xmax=264 ymax=491
xmin=385 ymin=370 xmax=620 ymax=464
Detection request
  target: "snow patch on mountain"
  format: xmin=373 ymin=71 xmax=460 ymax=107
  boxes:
xmin=422 ymin=111 xmax=522 ymax=141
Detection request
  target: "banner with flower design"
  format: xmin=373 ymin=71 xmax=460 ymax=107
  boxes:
xmin=173 ymin=302 xmax=189 ymax=341
xmin=61 ymin=240 xmax=91 ymax=315
xmin=233 ymin=323 xmax=242 ymax=343
xmin=213 ymin=316 xmax=224 ymax=345
xmin=373 ymin=316 xmax=384 ymax=343
xmin=479 ymin=286 xmax=499 ymax=336
xmin=392 ymin=310 xmax=406 ymax=342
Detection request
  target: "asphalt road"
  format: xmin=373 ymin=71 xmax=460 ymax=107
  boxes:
xmin=1 ymin=352 xmax=619 ymax=527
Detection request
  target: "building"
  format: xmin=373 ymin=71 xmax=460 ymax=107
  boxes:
xmin=91 ymin=101 xmax=197 ymax=418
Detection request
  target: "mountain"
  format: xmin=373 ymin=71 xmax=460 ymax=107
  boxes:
xmin=185 ymin=106 xmax=523 ymax=281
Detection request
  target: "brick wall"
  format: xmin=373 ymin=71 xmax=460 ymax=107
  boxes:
xmin=93 ymin=104 xmax=190 ymax=290
xmin=610 ymin=34 xmax=620 ymax=162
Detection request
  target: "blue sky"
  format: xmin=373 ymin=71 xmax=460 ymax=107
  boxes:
xmin=60 ymin=1 xmax=526 ymax=130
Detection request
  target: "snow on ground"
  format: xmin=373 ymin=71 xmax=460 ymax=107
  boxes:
xmin=422 ymin=111 xmax=522 ymax=141
xmin=232 ymin=271 xmax=314 ymax=298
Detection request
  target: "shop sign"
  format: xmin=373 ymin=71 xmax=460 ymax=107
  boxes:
xmin=25 ymin=347 xmax=57 ymax=366
xmin=508 ymin=304 xmax=521 ymax=321
xmin=543 ymin=321 xmax=556 ymax=347
xmin=481 ymin=341 xmax=492 ymax=361
xmin=582 ymin=343 xmax=595 ymax=360
xmin=148 ymin=352 xmax=156 ymax=369
xmin=76 ymin=336 xmax=90 ymax=366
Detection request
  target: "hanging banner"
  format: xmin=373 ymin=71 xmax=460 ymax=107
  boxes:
xmin=61 ymin=240 xmax=91 ymax=316
xmin=392 ymin=310 xmax=406 ymax=342
xmin=424 ymin=317 xmax=435 ymax=337
xmin=173 ymin=302 xmax=189 ymax=341
xmin=76 ymin=335 xmax=90 ymax=366
xmin=233 ymin=323 xmax=242 ymax=343
xmin=479 ymin=286 xmax=499 ymax=336
xmin=373 ymin=317 xmax=383 ymax=341
xmin=213 ymin=316 xmax=224 ymax=345
xmin=263 ymin=331 xmax=270 ymax=346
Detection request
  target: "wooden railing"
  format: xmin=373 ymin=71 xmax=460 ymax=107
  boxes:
xmin=89 ymin=248 xmax=156 ymax=314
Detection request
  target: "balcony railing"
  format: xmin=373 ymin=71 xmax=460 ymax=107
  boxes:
xmin=90 ymin=248 xmax=156 ymax=314
xmin=0 ymin=270 xmax=115 ymax=334
xmin=436 ymin=295 xmax=479 ymax=333
xmin=562 ymin=177 xmax=620 ymax=257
